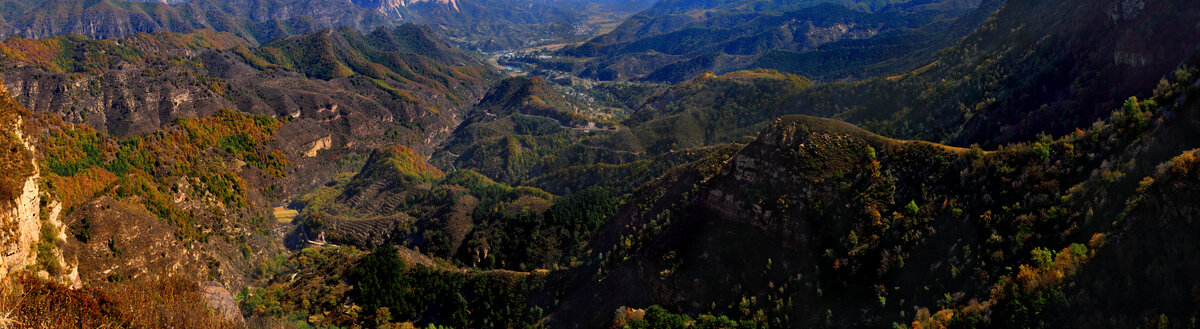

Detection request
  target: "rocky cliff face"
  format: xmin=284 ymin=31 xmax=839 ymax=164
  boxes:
xmin=355 ymin=0 xmax=460 ymax=13
xmin=0 ymin=27 xmax=496 ymax=202
xmin=0 ymin=63 xmax=234 ymax=137
xmin=0 ymin=117 xmax=40 ymax=280
xmin=0 ymin=112 xmax=78 ymax=287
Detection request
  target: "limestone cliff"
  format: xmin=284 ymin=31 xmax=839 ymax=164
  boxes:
xmin=0 ymin=95 xmax=79 ymax=287
xmin=0 ymin=116 xmax=40 ymax=281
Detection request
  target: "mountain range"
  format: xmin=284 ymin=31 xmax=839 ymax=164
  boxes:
xmin=0 ymin=0 xmax=1199 ymax=328
xmin=0 ymin=0 xmax=653 ymax=51
xmin=534 ymin=0 xmax=996 ymax=82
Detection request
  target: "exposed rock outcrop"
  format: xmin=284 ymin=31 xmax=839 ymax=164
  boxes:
xmin=0 ymin=117 xmax=40 ymax=281
xmin=200 ymin=281 xmax=246 ymax=325
xmin=355 ymin=0 xmax=460 ymax=13
xmin=0 ymin=112 xmax=78 ymax=288
xmin=304 ymin=135 xmax=333 ymax=158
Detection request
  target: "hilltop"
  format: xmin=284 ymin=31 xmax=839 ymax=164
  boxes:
xmin=547 ymin=0 xmax=1200 ymax=151
xmin=553 ymin=55 xmax=1200 ymax=325
xmin=434 ymin=76 xmax=609 ymax=183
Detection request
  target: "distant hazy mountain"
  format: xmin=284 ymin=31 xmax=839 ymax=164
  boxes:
xmin=0 ymin=0 xmax=654 ymax=51
xmin=0 ymin=0 xmax=397 ymax=44
xmin=552 ymin=0 xmax=995 ymax=82
xmin=642 ymin=0 xmax=985 ymax=16
xmin=350 ymin=0 xmax=656 ymax=50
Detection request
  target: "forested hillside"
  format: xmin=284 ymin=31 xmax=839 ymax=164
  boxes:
xmin=545 ymin=0 xmax=996 ymax=82
xmin=1 ymin=0 xmax=1199 ymax=328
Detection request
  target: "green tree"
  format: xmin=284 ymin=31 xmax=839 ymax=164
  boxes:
xmin=646 ymin=305 xmax=690 ymax=329
xmin=447 ymin=292 xmax=470 ymax=329
xmin=1032 ymin=142 xmax=1050 ymax=161
xmin=351 ymin=244 xmax=411 ymax=317
xmin=904 ymin=200 xmax=920 ymax=215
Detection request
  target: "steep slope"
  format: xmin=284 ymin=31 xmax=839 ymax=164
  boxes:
xmin=0 ymin=26 xmax=497 ymax=197
xmin=31 ymin=108 xmax=294 ymax=290
xmin=302 ymin=146 xmax=622 ymax=274
xmin=550 ymin=51 xmax=1200 ymax=328
xmin=430 ymin=75 xmax=740 ymax=199
xmin=1 ymin=275 xmax=237 ymax=327
xmin=571 ymin=0 xmax=1200 ymax=154
xmin=430 ymin=71 xmax=822 ymax=201
xmin=897 ymin=52 xmax=1200 ymax=329
xmin=0 ymin=88 xmax=89 ymax=295
xmin=1051 ymin=150 xmax=1200 ymax=328
xmin=794 ymin=0 xmax=1200 ymax=146
xmin=334 ymin=144 xmax=445 ymax=216
xmin=553 ymin=115 xmax=980 ymax=327
xmin=0 ymin=83 xmax=293 ymax=326
xmin=0 ymin=84 xmax=55 ymax=282
xmin=236 ymin=244 xmax=558 ymax=328
xmin=434 ymin=76 xmax=606 ymax=183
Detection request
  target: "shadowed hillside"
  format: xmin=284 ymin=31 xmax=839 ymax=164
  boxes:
xmin=3 ymin=0 xmax=1200 ymax=328
xmin=551 ymin=50 xmax=1200 ymax=328
xmin=547 ymin=0 xmax=996 ymax=82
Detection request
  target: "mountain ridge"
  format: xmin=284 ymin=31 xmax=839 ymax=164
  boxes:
xmin=1 ymin=0 xmax=1199 ymax=328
